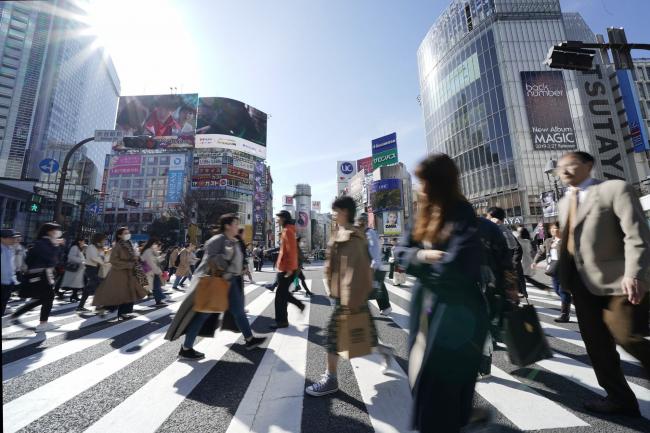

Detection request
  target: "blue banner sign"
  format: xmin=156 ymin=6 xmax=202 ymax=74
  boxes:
xmin=617 ymin=70 xmax=649 ymax=152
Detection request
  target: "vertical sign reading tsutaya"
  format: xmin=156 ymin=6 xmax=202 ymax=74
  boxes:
xmin=253 ymin=161 xmax=266 ymax=242
xmin=166 ymin=154 xmax=185 ymax=204
xmin=372 ymin=133 xmax=398 ymax=169
xmin=520 ymin=71 xmax=576 ymax=150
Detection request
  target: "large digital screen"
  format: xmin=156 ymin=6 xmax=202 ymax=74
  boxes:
xmin=196 ymin=97 xmax=268 ymax=158
xmin=370 ymin=179 xmax=402 ymax=212
xmin=520 ymin=71 xmax=576 ymax=151
xmin=114 ymin=93 xmax=198 ymax=149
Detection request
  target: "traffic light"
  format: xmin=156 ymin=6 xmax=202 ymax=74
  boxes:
xmin=28 ymin=193 xmax=43 ymax=213
xmin=544 ymin=42 xmax=594 ymax=71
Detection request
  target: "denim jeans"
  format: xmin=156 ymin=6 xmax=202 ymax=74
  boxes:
xmin=183 ymin=276 xmax=252 ymax=349
xmin=552 ymin=276 xmax=572 ymax=305
xmin=152 ymin=274 xmax=165 ymax=303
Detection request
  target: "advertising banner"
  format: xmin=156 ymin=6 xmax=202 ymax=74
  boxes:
xmin=337 ymin=161 xmax=357 ymax=181
xmin=540 ymin=191 xmax=558 ymax=218
xmin=282 ymin=195 xmax=294 ymax=206
xmin=370 ymin=179 xmax=402 ymax=212
xmin=312 ymin=201 xmax=321 ymax=212
xmin=357 ymin=156 xmax=373 ymax=174
xmin=616 ymin=70 xmax=650 ymax=152
xmin=253 ymin=161 xmax=266 ymax=241
xmin=520 ymin=71 xmax=576 ymax=150
xmin=372 ymin=133 xmax=398 ymax=169
xmin=166 ymin=154 xmax=185 ymax=204
xmin=383 ymin=211 xmax=402 ymax=236
xmin=109 ymin=155 xmax=142 ymax=175
xmin=196 ymin=97 xmax=268 ymax=158
xmin=114 ymin=93 xmax=198 ymax=150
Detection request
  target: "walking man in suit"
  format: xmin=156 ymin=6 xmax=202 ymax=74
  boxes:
xmin=557 ymin=151 xmax=650 ymax=417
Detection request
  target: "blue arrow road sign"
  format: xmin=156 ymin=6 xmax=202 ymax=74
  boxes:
xmin=88 ymin=203 xmax=99 ymax=214
xmin=39 ymin=158 xmax=59 ymax=174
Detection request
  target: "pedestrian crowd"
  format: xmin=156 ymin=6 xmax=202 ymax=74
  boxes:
xmin=2 ymin=150 xmax=649 ymax=433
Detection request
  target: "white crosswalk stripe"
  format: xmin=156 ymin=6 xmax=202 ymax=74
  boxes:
xmin=3 ymin=274 xmax=649 ymax=432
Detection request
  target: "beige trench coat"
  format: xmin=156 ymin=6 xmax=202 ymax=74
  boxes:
xmin=93 ymin=241 xmax=147 ymax=306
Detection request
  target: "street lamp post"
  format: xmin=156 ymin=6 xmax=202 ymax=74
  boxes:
xmin=54 ymin=136 xmax=95 ymax=224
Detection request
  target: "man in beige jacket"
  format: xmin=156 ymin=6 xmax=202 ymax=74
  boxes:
xmin=557 ymin=151 xmax=650 ymax=417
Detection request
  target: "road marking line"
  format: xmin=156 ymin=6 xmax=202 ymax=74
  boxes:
xmin=475 ymin=365 xmax=589 ymax=430
xmin=83 ymin=289 xmax=276 ymax=433
xmin=368 ymin=299 xmax=410 ymax=334
xmin=1 ymin=291 xmax=186 ymax=353
xmin=1 ymin=290 xmax=185 ymax=336
xmin=384 ymin=281 xmax=413 ymax=303
xmin=350 ymin=352 xmax=417 ymax=433
xmin=2 ymin=284 xmax=256 ymax=381
xmin=3 ymin=325 xmax=170 ymax=433
xmin=226 ymin=281 xmax=311 ymax=433
xmin=536 ymin=353 xmax=650 ymax=420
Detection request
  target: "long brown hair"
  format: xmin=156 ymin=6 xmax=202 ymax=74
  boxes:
xmin=412 ymin=153 xmax=465 ymax=244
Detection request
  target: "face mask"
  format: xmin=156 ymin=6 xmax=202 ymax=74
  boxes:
xmin=122 ymin=234 xmax=131 ymax=241
xmin=51 ymin=230 xmax=62 ymax=239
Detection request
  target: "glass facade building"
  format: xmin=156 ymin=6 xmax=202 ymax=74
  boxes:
xmin=417 ymin=0 xmax=646 ymax=224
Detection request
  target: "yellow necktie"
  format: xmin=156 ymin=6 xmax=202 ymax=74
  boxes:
xmin=566 ymin=189 xmax=578 ymax=255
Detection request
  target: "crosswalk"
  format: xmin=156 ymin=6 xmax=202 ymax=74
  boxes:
xmin=2 ymin=272 xmax=650 ymax=433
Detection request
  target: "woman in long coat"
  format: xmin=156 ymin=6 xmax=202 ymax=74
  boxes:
xmin=394 ymin=154 xmax=488 ymax=433
xmin=93 ymin=227 xmax=148 ymax=320
xmin=165 ymin=214 xmax=266 ymax=360
xmin=172 ymin=244 xmax=193 ymax=290
xmin=61 ymin=238 xmax=86 ymax=302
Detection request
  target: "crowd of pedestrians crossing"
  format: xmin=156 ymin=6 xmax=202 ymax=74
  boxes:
xmin=2 ymin=150 xmax=649 ymax=432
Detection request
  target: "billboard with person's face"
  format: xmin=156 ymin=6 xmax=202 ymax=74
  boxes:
xmin=196 ymin=97 xmax=268 ymax=158
xmin=540 ymin=190 xmax=558 ymax=218
xmin=114 ymin=93 xmax=198 ymax=149
xmin=520 ymin=71 xmax=576 ymax=150
xmin=370 ymin=179 xmax=402 ymax=212
xmin=383 ymin=211 xmax=402 ymax=236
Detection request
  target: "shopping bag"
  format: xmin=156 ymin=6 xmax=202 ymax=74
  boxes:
xmin=503 ymin=303 xmax=553 ymax=367
xmin=337 ymin=309 xmax=372 ymax=359
xmin=194 ymin=275 xmax=230 ymax=313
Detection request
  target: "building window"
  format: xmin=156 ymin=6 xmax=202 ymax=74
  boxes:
xmin=104 ymin=214 xmax=115 ymax=223
xmin=116 ymin=213 xmax=127 ymax=223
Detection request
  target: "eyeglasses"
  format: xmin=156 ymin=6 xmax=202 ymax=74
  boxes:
xmin=555 ymin=162 xmax=583 ymax=174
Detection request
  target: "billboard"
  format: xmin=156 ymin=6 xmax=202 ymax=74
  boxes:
xmin=370 ymin=179 xmax=402 ymax=212
xmin=337 ymin=161 xmax=357 ymax=181
xmin=114 ymin=93 xmax=198 ymax=149
xmin=383 ymin=211 xmax=402 ymax=236
xmin=190 ymin=149 xmax=253 ymax=192
xmin=109 ymin=155 xmax=142 ymax=175
xmin=372 ymin=133 xmax=398 ymax=169
xmin=617 ymin=70 xmax=650 ymax=152
xmin=540 ymin=191 xmax=558 ymax=218
xmin=253 ymin=162 xmax=266 ymax=241
xmin=357 ymin=157 xmax=373 ymax=174
xmin=312 ymin=201 xmax=321 ymax=212
xmin=520 ymin=71 xmax=576 ymax=150
xmin=282 ymin=195 xmax=294 ymax=206
xmin=166 ymin=154 xmax=186 ymax=204
xmin=196 ymin=97 xmax=268 ymax=158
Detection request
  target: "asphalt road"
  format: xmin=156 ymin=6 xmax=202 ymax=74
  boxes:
xmin=2 ymin=264 xmax=649 ymax=433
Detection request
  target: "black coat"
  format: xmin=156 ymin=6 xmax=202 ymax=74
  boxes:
xmin=394 ymin=201 xmax=488 ymax=431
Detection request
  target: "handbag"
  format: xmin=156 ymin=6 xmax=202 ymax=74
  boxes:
xmin=19 ymin=268 xmax=54 ymax=299
xmin=337 ymin=308 xmax=373 ymax=359
xmin=503 ymin=301 xmax=553 ymax=367
xmin=544 ymin=260 xmax=558 ymax=277
xmin=65 ymin=262 xmax=80 ymax=272
xmin=194 ymin=274 xmax=230 ymax=313
xmin=140 ymin=259 xmax=152 ymax=274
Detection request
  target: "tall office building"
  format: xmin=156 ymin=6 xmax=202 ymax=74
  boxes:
xmin=417 ymin=0 xmax=648 ymax=224
xmin=0 ymin=1 xmax=120 ymax=183
xmin=0 ymin=0 xmax=120 ymax=234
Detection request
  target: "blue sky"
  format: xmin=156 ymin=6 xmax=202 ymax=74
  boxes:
xmin=92 ymin=0 xmax=650 ymax=212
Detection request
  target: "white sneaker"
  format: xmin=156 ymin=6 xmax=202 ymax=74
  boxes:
xmin=376 ymin=344 xmax=394 ymax=373
xmin=380 ymin=307 xmax=392 ymax=316
xmin=35 ymin=322 xmax=61 ymax=333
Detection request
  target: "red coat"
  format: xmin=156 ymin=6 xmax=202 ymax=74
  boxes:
xmin=277 ymin=224 xmax=298 ymax=273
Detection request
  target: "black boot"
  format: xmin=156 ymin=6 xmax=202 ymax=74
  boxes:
xmin=554 ymin=302 xmax=571 ymax=323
